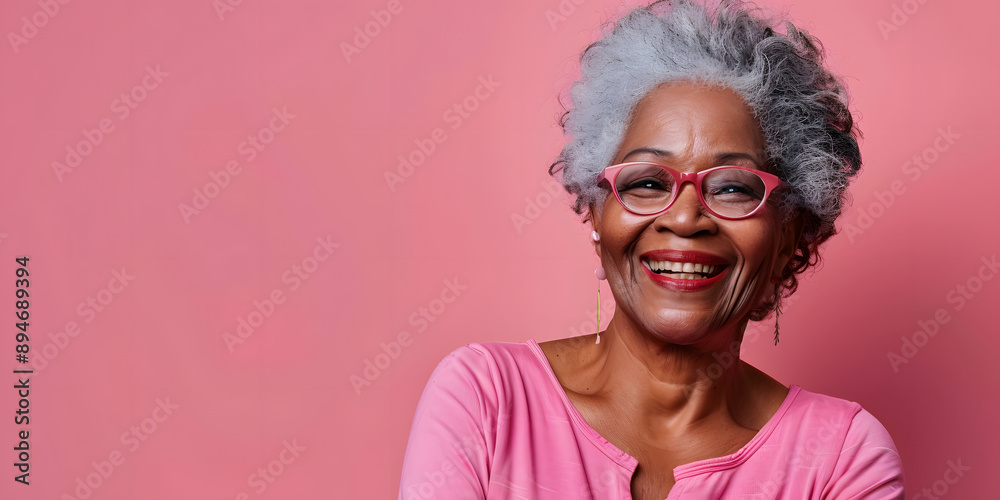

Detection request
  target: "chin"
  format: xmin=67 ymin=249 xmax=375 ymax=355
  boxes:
xmin=638 ymin=310 xmax=727 ymax=346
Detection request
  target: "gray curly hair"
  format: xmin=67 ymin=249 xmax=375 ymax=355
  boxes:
xmin=549 ymin=0 xmax=861 ymax=310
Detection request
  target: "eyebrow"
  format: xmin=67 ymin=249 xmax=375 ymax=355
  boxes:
xmin=622 ymin=148 xmax=762 ymax=166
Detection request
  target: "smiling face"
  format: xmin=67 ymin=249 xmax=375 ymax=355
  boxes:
xmin=592 ymin=81 xmax=800 ymax=345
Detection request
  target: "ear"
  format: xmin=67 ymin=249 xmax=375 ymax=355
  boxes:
xmin=588 ymin=202 xmax=602 ymax=256
xmin=774 ymin=211 xmax=805 ymax=277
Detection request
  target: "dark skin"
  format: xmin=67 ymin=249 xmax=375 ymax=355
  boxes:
xmin=539 ymin=82 xmax=804 ymax=499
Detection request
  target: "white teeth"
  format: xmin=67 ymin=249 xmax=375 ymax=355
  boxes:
xmin=644 ymin=259 xmax=721 ymax=278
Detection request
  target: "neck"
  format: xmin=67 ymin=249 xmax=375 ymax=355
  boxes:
xmin=585 ymin=315 xmax=756 ymax=433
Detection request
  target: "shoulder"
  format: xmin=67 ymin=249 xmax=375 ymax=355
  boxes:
xmin=401 ymin=343 xmax=540 ymax=460
xmin=783 ymin=387 xmax=905 ymax=497
xmin=782 ymin=386 xmax=864 ymax=428
xmin=420 ymin=341 xmax=551 ymax=404
xmin=783 ymin=387 xmax=898 ymax=443
xmin=431 ymin=341 xmax=543 ymax=378
xmin=401 ymin=341 xmax=540 ymax=499
xmin=425 ymin=340 xmax=536 ymax=373
xmin=782 ymin=387 xmax=900 ymax=453
xmin=402 ymin=341 xmax=563 ymax=465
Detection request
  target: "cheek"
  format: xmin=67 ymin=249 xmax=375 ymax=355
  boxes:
xmin=734 ymin=226 xmax=781 ymax=280
xmin=733 ymin=212 xmax=784 ymax=265
xmin=600 ymin=230 xmax=642 ymax=284
xmin=595 ymin=215 xmax=648 ymax=303
xmin=596 ymin=203 xmax=641 ymax=256
xmin=710 ymin=224 xmax=783 ymax=320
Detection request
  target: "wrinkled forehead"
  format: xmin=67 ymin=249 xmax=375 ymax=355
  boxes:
xmin=613 ymin=82 xmax=768 ymax=169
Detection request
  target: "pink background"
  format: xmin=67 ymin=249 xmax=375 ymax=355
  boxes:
xmin=1 ymin=0 xmax=996 ymax=498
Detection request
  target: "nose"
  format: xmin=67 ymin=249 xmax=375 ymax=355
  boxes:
xmin=652 ymin=180 xmax=716 ymax=236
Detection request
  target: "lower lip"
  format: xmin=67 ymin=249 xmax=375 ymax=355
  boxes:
xmin=641 ymin=262 xmax=729 ymax=292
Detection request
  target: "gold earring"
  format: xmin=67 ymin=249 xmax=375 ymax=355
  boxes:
xmin=594 ymin=267 xmax=606 ymax=344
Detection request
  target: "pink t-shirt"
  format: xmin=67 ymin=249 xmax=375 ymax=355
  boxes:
xmin=399 ymin=340 xmax=905 ymax=499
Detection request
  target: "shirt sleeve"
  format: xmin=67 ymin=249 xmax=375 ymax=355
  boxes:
xmin=823 ymin=408 xmax=905 ymax=499
xmin=398 ymin=345 xmax=498 ymax=500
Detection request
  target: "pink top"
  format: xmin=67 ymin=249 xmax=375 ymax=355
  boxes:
xmin=399 ymin=340 xmax=905 ymax=499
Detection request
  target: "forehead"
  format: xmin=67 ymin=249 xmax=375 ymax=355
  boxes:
xmin=616 ymin=81 xmax=766 ymax=163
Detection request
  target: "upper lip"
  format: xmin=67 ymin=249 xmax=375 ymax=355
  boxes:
xmin=639 ymin=249 xmax=730 ymax=266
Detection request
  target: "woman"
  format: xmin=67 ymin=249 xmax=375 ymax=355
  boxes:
xmin=399 ymin=1 xmax=904 ymax=498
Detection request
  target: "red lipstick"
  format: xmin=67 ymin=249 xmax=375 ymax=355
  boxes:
xmin=639 ymin=250 xmax=730 ymax=292
xmin=639 ymin=250 xmax=729 ymax=266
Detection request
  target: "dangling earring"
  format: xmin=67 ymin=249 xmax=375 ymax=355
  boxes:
xmin=594 ymin=267 xmax=606 ymax=344
xmin=770 ymin=277 xmax=781 ymax=346
xmin=592 ymin=231 xmax=605 ymax=344
xmin=773 ymin=302 xmax=781 ymax=346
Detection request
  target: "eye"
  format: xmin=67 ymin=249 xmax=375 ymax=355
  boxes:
xmin=703 ymin=169 xmax=767 ymax=201
xmin=612 ymin=164 xmax=676 ymax=200
xmin=624 ymin=177 xmax=669 ymax=191
xmin=710 ymin=182 xmax=760 ymax=198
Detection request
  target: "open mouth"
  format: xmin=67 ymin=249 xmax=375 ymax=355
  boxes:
xmin=641 ymin=258 xmax=727 ymax=280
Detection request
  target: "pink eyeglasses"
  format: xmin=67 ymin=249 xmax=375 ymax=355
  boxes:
xmin=597 ymin=162 xmax=786 ymax=220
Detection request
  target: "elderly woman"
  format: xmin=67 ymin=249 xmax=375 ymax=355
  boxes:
xmin=399 ymin=1 xmax=904 ymax=498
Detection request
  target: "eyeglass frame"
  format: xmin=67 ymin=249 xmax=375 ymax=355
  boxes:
xmin=596 ymin=162 xmax=787 ymax=220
